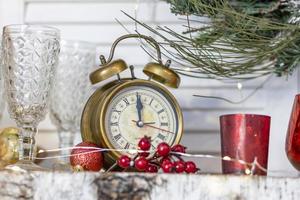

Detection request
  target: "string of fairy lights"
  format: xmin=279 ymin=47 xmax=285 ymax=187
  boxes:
xmin=30 ymin=146 xmax=267 ymax=175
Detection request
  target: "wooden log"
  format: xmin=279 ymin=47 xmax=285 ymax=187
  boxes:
xmin=0 ymin=171 xmax=298 ymax=200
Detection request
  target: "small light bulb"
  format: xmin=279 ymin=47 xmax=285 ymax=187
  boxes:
xmin=237 ymin=82 xmax=243 ymax=90
xmin=130 ymin=160 xmax=135 ymax=167
xmin=38 ymin=149 xmax=45 ymax=154
xmin=223 ymin=156 xmax=231 ymax=161
xmin=134 ymin=0 xmax=139 ymax=11
xmin=245 ymin=168 xmax=251 ymax=175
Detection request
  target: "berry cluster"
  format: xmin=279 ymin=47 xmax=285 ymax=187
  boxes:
xmin=117 ymin=136 xmax=199 ymax=173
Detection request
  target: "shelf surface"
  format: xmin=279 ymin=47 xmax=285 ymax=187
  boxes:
xmin=0 ymin=171 xmax=299 ymax=200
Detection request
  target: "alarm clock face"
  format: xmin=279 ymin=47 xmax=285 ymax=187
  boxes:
xmin=104 ymin=85 xmax=179 ymax=151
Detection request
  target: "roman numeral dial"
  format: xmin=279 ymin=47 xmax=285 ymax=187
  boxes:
xmin=105 ymin=85 xmax=179 ymax=153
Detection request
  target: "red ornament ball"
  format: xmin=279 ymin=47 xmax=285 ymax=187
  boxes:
xmin=138 ymin=136 xmax=151 ymax=151
xmin=156 ymin=142 xmax=171 ymax=157
xmin=134 ymin=156 xmax=149 ymax=171
xmin=171 ymin=144 xmax=186 ymax=153
xmin=70 ymin=142 xmax=103 ymax=171
xmin=185 ymin=161 xmax=198 ymax=174
xmin=118 ymin=155 xmax=131 ymax=169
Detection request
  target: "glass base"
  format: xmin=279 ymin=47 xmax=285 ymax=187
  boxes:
xmin=52 ymin=160 xmax=72 ymax=171
xmin=4 ymin=161 xmax=46 ymax=172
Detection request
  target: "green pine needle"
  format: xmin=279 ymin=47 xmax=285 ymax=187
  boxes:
xmin=126 ymin=0 xmax=300 ymax=79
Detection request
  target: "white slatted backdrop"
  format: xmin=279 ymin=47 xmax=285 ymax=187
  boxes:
xmin=0 ymin=0 xmax=299 ymax=172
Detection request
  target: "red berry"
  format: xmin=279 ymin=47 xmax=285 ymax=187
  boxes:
xmin=146 ymin=164 xmax=158 ymax=173
xmin=134 ymin=157 xmax=149 ymax=171
xmin=185 ymin=161 xmax=198 ymax=173
xmin=161 ymin=161 xmax=174 ymax=173
xmin=117 ymin=155 xmax=131 ymax=169
xmin=156 ymin=142 xmax=171 ymax=157
xmin=174 ymin=160 xmax=186 ymax=173
xmin=70 ymin=142 xmax=103 ymax=172
xmin=161 ymin=157 xmax=171 ymax=165
xmin=138 ymin=136 xmax=151 ymax=151
xmin=171 ymin=144 xmax=186 ymax=153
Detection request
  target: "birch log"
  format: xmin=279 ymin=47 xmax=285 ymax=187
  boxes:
xmin=0 ymin=171 xmax=298 ymax=200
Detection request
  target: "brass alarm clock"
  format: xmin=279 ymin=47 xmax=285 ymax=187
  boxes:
xmin=81 ymin=34 xmax=183 ymax=168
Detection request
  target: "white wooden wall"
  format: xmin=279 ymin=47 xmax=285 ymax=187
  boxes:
xmin=0 ymin=0 xmax=298 ymax=173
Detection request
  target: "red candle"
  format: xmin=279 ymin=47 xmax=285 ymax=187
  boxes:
xmin=286 ymin=94 xmax=300 ymax=171
xmin=220 ymin=114 xmax=271 ymax=175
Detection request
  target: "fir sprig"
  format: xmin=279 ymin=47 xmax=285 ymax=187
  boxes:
xmin=127 ymin=0 xmax=300 ymax=79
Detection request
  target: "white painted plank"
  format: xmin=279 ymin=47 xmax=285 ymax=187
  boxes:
xmin=96 ymin=44 xmax=152 ymax=66
xmin=172 ymin=88 xmax=267 ymax=109
xmin=24 ymin=0 xmax=152 ymax=2
xmin=181 ymin=133 xmax=220 ymax=153
xmin=24 ymin=1 xmax=186 ymax=24
xmin=51 ymin=24 xmax=146 ymax=43
xmin=182 ymin=109 xmax=265 ymax=132
xmin=25 ymin=2 xmax=155 ymax=23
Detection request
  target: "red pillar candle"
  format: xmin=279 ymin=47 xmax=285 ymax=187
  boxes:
xmin=286 ymin=94 xmax=300 ymax=171
xmin=220 ymin=114 xmax=271 ymax=175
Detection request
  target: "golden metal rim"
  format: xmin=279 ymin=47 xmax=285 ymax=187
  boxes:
xmin=97 ymin=79 xmax=183 ymax=162
xmin=81 ymin=88 xmax=102 ymax=144
xmin=143 ymin=62 xmax=181 ymax=88
xmin=81 ymin=80 xmax=130 ymax=144
xmin=89 ymin=59 xmax=128 ymax=84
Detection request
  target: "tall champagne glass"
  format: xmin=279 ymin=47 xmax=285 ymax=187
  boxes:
xmin=50 ymin=40 xmax=96 ymax=164
xmin=2 ymin=25 xmax=60 ymax=170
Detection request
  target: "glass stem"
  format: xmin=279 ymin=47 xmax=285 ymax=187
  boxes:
xmin=58 ymin=130 xmax=74 ymax=162
xmin=19 ymin=126 xmax=37 ymax=162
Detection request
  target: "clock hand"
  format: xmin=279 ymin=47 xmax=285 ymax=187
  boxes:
xmin=132 ymin=120 xmax=174 ymax=134
xmin=136 ymin=92 xmax=143 ymax=127
xmin=143 ymin=122 xmax=156 ymax=125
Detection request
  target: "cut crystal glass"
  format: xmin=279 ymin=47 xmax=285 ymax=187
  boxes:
xmin=49 ymin=40 xmax=96 ymax=167
xmin=2 ymin=25 xmax=60 ymax=171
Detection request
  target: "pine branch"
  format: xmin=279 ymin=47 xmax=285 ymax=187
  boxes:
xmin=125 ymin=0 xmax=300 ymax=79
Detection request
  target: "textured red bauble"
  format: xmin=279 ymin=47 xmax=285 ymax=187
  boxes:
xmin=156 ymin=142 xmax=171 ymax=157
xmin=174 ymin=160 xmax=186 ymax=173
xmin=171 ymin=144 xmax=186 ymax=153
xmin=161 ymin=161 xmax=174 ymax=173
xmin=70 ymin=142 xmax=103 ymax=171
xmin=138 ymin=136 xmax=151 ymax=151
xmin=117 ymin=155 xmax=131 ymax=169
xmin=145 ymin=164 xmax=158 ymax=173
xmin=185 ymin=161 xmax=198 ymax=173
xmin=134 ymin=156 xmax=149 ymax=171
